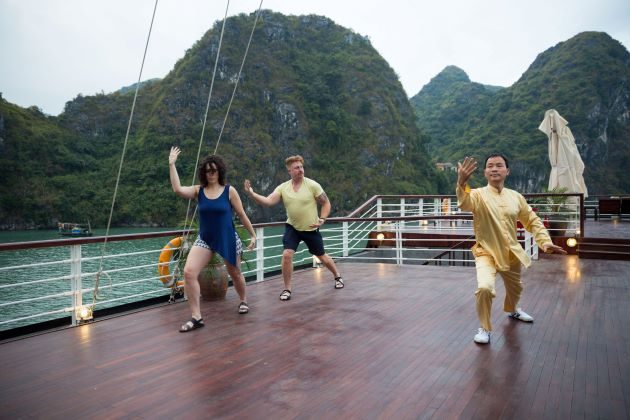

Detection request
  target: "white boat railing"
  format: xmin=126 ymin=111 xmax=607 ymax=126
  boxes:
xmin=0 ymin=193 xmax=583 ymax=334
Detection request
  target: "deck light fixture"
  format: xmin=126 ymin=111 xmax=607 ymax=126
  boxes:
xmin=566 ymin=228 xmax=579 ymax=248
xmin=312 ymin=255 xmax=322 ymax=268
xmin=76 ymin=306 xmax=93 ymax=322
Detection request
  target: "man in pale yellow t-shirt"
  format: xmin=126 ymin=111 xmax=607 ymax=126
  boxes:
xmin=457 ymin=153 xmax=566 ymax=344
xmin=244 ymin=155 xmax=343 ymax=301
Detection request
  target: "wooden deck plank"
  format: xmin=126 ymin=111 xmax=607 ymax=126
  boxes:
xmin=1 ymin=255 xmax=630 ymax=419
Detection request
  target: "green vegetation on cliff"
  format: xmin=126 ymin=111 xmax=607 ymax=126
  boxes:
xmin=0 ymin=11 xmax=446 ymax=229
xmin=411 ymin=32 xmax=630 ymax=193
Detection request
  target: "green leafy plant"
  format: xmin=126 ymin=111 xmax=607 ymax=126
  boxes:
xmin=531 ymin=186 xmax=571 ymax=215
xmin=531 ymin=186 xmax=575 ymax=236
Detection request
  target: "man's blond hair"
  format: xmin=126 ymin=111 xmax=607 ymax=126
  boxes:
xmin=285 ymin=155 xmax=304 ymax=168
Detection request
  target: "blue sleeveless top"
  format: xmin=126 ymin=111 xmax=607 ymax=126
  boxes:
xmin=198 ymin=185 xmax=237 ymax=266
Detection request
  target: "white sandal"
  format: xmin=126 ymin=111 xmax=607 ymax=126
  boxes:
xmin=238 ymin=301 xmax=249 ymax=314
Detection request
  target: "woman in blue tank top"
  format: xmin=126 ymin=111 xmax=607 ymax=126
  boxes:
xmin=169 ymin=147 xmax=256 ymax=332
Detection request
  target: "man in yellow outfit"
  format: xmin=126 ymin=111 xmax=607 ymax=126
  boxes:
xmin=457 ymin=153 xmax=566 ymax=344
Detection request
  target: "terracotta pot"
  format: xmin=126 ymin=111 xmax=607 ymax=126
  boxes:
xmin=198 ymin=263 xmax=229 ymax=301
xmin=548 ymin=219 xmax=569 ymax=237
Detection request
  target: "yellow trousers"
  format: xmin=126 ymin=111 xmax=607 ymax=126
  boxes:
xmin=474 ymin=253 xmax=523 ymax=331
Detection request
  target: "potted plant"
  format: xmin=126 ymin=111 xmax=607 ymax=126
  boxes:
xmin=174 ymin=224 xmax=250 ymax=301
xmin=531 ymin=186 xmax=574 ymax=237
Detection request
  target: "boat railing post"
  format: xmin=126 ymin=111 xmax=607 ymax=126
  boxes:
xmin=434 ymin=198 xmax=441 ymax=229
xmin=448 ymin=197 xmax=457 ymax=227
xmin=342 ymin=222 xmax=349 ymax=257
xmin=70 ymin=244 xmax=82 ymax=326
xmin=395 ymin=222 xmax=403 ymax=265
xmin=255 ymin=227 xmax=265 ymax=282
xmin=377 ymin=197 xmax=383 ymax=230
xmin=400 ymin=198 xmax=406 ymax=231
xmin=524 ymin=230 xmax=538 ymax=260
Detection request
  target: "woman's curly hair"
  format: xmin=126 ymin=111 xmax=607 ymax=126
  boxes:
xmin=197 ymin=155 xmax=227 ymax=187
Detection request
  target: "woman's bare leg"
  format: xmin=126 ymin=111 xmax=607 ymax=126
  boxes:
xmin=183 ymin=246 xmax=213 ymax=319
xmin=224 ymin=255 xmax=247 ymax=303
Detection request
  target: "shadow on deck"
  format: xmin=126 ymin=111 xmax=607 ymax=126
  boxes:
xmin=1 ymin=255 xmax=629 ymax=418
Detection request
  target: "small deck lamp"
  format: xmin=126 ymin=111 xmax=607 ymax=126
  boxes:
xmin=312 ymin=256 xmax=322 ymax=268
xmin=76 ymin=306 xmax=93 ymax=322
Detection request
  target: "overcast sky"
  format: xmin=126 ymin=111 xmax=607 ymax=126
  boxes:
xmin=1 ymin=0 xmax=629 ymax=116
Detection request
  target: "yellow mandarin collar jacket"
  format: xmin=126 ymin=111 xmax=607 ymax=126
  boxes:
xmin=456 ymin=183 xmax=551 ymax=271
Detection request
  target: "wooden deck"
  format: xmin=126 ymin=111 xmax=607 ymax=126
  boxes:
xmin=583 ymin=218 xmax=630 ymax=239
xmin=1 ymin=255 xmax=630 ymax=418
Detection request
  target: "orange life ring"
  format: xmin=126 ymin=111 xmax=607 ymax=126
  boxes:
xmin=158 ymin=236 xmax=185 ymax=288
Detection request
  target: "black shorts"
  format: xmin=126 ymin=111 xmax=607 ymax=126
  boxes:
xmin=282 ymin=223 xmax=325 ymax=256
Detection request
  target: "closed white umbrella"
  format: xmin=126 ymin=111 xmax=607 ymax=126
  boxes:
xmin=538 ymin=109 xmax=588 ymax=197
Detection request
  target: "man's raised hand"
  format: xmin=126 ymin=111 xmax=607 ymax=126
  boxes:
xmin=457 ymin=156 xmax=478 ymax=187
xmin=243 ymin=179 xmax=253 ymax=196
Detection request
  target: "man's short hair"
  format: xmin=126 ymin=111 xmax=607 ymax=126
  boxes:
xmin=484 ymin=153 xmax=509 ymax=169
xmin=285 ymin=155 xmax=305 ymax=168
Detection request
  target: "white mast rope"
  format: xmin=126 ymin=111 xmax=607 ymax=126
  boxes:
xmin=213 ymin=0 xmax=264 ymax=155
xmin=181 ymin=0 xmax=265 ymax=244
xmin=91 ymin=0 xmax=160 ymax=305
xmin=180 ymin=0 xmax=232 ymax=245
xmin=90 ymin=0 xmax=264 ymax=309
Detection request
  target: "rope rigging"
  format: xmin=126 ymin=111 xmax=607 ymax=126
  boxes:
xmin=181 ymin=0 xmax=265 ymax=256
xmin=91 ymin=0 xmax=160 ymax=306
xmin=213 ymin=0 xmax=265 ymax=155
xmin=90 ymin=0 xmax=265 ymax=309
xmin=181 ymin=0 xmax=232 ymax=248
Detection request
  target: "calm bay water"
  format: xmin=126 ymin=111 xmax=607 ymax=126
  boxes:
xmin=0 ymin=227 xmax=175 ymax=243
